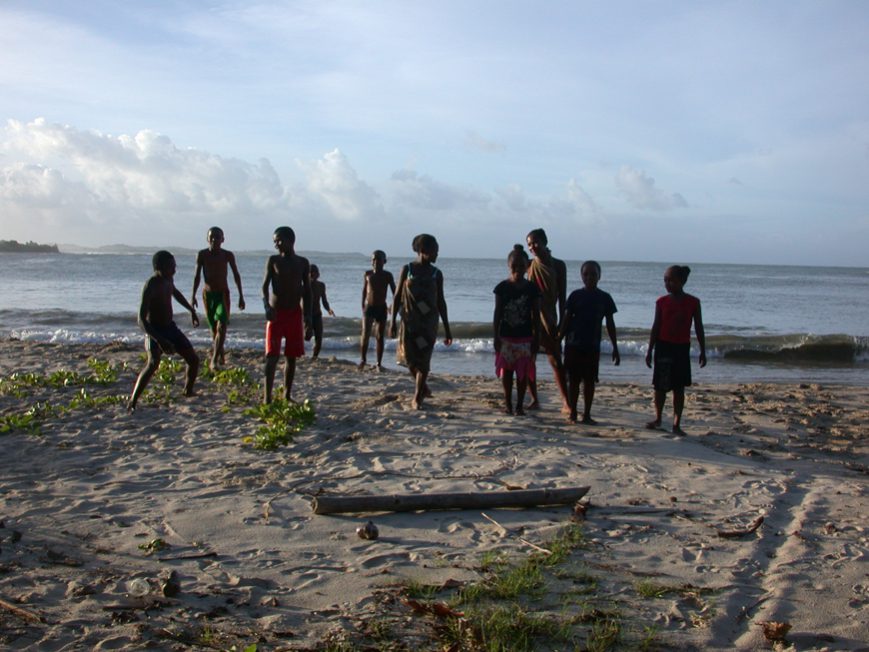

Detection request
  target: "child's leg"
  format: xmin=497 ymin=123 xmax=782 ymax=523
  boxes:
xmin=413 ymin=368 xmax=428 ymax=409
xmin=264 ymin=354 xmax=279 ymax=403
xmin=214 ymin=322 xmax=227 ymax=367
xmin=566 ymin=369 xmax=580 ymax=422
xmin=515 ymin=374 xmax=528 ymax=416
xmin=527 ymin=377 xmax=539 ymax=409
xmin=359 ymin=316 xmax=372 ymax=367
xmin=582 ymin=375 xmax=596 ymax=423
xmin=128 ymin=342 xmax=161 ymax=410
xmin=374 ymin=320 xmax=386 ymax=368
xmin=177 ymin=346 xmax=200 ymax=396
xmin=501 ymin=371 xmax=514 ymax=414
xmin=672 ymin=388 xmax=686 ymax=433
xmin=283 ymin=356 xmax=297 ymax=400
xmin=312 ymin=319 xmax=323 ymax=358
xmin=647 ymin=390 xmax=666 ymax=428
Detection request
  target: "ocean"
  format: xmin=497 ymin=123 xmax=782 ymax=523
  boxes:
xmin=1 ymin=251 xmax=867 ymax=386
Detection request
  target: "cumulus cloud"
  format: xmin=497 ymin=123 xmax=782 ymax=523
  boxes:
xmin=616 ymin=165 xmax=687 ymax=210
xmin=0 ymin=118 xmax=290 ymax=243
xmin=495 ymin=178 xmax=599 ymax=224
xmin=389 ymin=169 xmax=490 ymax=211
xmin=296 ymin=148 xmax=383 ymax=221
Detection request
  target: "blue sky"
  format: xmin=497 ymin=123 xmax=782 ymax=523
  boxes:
xmin=1 ymin=1 xmax=867 ymax=265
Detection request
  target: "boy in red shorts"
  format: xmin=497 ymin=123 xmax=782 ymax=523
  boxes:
xmin=262 ymin=226 xmax=311 ymax=403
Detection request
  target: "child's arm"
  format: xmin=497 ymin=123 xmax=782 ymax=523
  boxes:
xmin=436 ymin=269 xmax=452 ymax=345
xmin=606 ymin=313 xmax=620 ymax=366
xmin=389 ymin=266 xmax=407 ymax=338
xmin=694 ymin=302 xmax=707 ymax=368
xmin=262 ymin=258 xmax=275 ymax=321
xmin=557 ymin=307 xmax=571 ymax=341
xmin=173 ymin=286 xmax=199 ymax=327
xmin=530 ymin=295 xmax=541 ymax=356
xmin=228 ymin=252 xmax=245 ymax=310
xmin=191 ymin=253 xmax=203 ymax=308
xmin=555 ymin=259 xmax=567 ymax=328
xmin=321 ymin=283 xmax=335 ymax=316
xmin=645 ymin=303 xmax=661 ymax=368
xmin=493 ymin=294 xmax=504 ymax=352
xmin=361 ymin=272 xmax=369 ymax=313
xmin=301 ymin=259 xmax=312 ymax=331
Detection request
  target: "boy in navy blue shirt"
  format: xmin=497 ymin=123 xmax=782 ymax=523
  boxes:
xmin=559 ymin=261 xmax=620 ymax=424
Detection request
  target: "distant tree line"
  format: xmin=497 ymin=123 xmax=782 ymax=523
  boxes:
xmin=0 ymin=239 xmax=60 ymax=253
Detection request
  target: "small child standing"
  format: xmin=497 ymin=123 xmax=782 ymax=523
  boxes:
xmin=128 ymin=251 xmax=200 ymax=411
xmin=493 ymin=245 xmax=541 ymax=415
xmin=307 ymin=264 xmax=335 ymax=359
xmin=645 ymin=265 xmax=707 ymax=434
xmin=360 ymin=250 xmax=396 ymax=370
xmin=559 ymin=260 xmax=619 ymax=424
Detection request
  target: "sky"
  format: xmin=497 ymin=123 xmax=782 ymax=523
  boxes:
xmin=1 ymin=1 xmax=868 ymax=266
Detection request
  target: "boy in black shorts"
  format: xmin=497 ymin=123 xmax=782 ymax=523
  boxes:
xmin=128 ymin=251 xmax=200 ymax=411
xmin=359 ymin=250 xmax=395 ymax=370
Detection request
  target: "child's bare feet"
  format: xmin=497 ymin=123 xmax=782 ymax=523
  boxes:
xmin=503 ymin=405 xmax=513 ymax=415
xmin=645 ymin=419 xmax=662 ymax=430
xmin=358 ymin=361 xmax=367 ymax=370
xmin=526 ymin=400 xmax=540 ymax=410
xmin=581 ymin=416 xmax=597 ymax=425
xmin=568 ymin=411 xmax=578 ymax=423
xmin=672 ymin=425 xmax=686 ymax=436
xmin=514 ymin=406 xmax=525 ymax=416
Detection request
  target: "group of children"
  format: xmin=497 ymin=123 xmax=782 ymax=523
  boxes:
xmin=127 ymin=226 xmax=706 ymax=433
xmin=492 ymin=228 xmax=706 ymax=433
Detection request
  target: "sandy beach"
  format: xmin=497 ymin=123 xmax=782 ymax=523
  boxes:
xmin=1 ymin=338 xmax=866 ymax=650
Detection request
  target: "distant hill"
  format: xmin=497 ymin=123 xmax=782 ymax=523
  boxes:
xmin=0 ymin=239 xmax=60 ymax=253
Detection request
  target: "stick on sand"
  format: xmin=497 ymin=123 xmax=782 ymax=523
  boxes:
xmin=312 ymin=486 xmax=590 ymax=515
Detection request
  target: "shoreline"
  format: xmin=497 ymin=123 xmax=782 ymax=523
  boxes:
xmin=1 ymin=338 xmax=867 ymax=649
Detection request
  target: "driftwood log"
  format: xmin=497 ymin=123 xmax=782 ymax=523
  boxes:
xmin=312 ymin=486 xmax=590 ymax=515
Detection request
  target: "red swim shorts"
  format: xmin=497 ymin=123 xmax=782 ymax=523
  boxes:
xmin=265 ymin=307 xmax=305 ymax=357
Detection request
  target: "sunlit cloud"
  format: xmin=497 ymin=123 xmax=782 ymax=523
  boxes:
xmin=615 ymin=165 xmax=687 ymax=211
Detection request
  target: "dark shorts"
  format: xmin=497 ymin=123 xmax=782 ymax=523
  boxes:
xmin=564 ymin=347 xmax=600 ymax=383
xmin=365 ymin=304 xmax=388 ymax=324
xmin=652 ymin=341 xmax=692 ymax=392
xmin=149 ymin=322 xmax=193 ymax=353
xmin=308 ymin=313 xmax=323 ymax=340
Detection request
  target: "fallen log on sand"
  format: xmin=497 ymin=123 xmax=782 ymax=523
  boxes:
xmin=312 ymin=486 xmax=590 ymax=515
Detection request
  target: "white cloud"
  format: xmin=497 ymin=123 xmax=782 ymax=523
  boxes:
xmin=615 ymin=165 xmax=687 ymax=211
xmin=389 ymin=169 xmax=490 ymax=211
xmin=297 ymin=148 xmax=383 ymax=222
xmin=464 ymin=130 xmax=505 ymax=154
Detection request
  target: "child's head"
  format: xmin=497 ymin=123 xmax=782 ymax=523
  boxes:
xmin=152 ymin=250 xmax=176 ymax=276
xmin=525 ymin=228 xmax=548 ymax=257
xmin=273 ymin=226 xmax=296 ymax=252
xmin=207 ymin=227 xmax=224 ymax=247
xmin=412 ymin=234 xmax=439 ymax=261
xmin=664 ymin=265 xmax=690 ymax=293
xmin=372 ymin=250 xmax=386 ymax=269
xmin=310 ymin=264 xmax=320 ymax=280
xmin=507 ymin=244 xmax=529 ymax=278
xmin=581 ymin=260 xmax=601 ymax=289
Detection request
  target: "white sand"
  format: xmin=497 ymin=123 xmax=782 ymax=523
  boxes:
xmin=0 ymin=339 xmax=866 ymax=650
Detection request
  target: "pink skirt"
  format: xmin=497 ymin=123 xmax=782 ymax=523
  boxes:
xmin=495 ymin=337 xmax=536 ymax=381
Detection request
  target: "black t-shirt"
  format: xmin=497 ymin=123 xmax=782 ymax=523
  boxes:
xmin=493 ymin=279 xmax=541 ymax=338
xmin=562 ymin=287 xmax=617 ymax=352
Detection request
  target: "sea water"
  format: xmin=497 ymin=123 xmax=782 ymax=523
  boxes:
xmin=1 ymin=251 xmax=867 ymax=385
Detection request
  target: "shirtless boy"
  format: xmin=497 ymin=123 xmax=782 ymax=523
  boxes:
xmin=128 ymin=251 xmax=200 ymax=411
xmin=262 ymin=226 xmax=311 ymax=403
xmin=191 ymin=226 xmax=245 ymax=369
xmin=359 ymin=250 xmax=395 ymax=370
xmin=308 ymin=264 xmax=335 ymax=359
